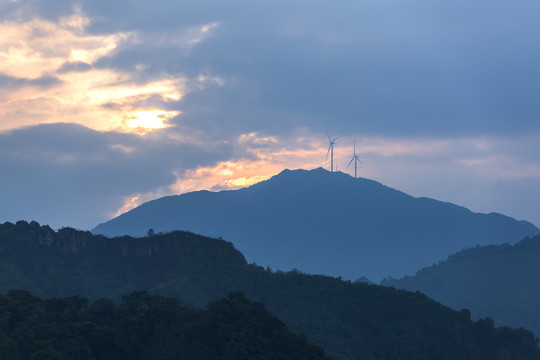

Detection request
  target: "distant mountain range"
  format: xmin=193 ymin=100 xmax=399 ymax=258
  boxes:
xmin=93 ymin=168 xmax=539 ymax=281
xmin=1 ymin=221 xmax=539 ymax=360
xmin=383 ymin=233 xmax=540 ymax=337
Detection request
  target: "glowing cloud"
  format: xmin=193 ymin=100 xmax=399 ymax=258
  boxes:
xmin=0 ymin=9 xmax=218 ymax=134
xmin=111 ymin=193 xmax=141 ymax=218
xmin=0 ymin=10 xmax=130 ymax=79
xmin=110 ymin=132 xmax=328 ymax=216
xmin=183 ymin=22 xmax=220 ymax=46
xmin=126 ymin=110 xmax=181 ymax=134
xmin=239 ymin=132 xmax=279 ymax=145
xmin=225 ymin=175 xmax=271 ymax=187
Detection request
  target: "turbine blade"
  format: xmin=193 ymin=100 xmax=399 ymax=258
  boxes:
xmin=333 ymin=136 xmax=341 ymax=142
xmin=326 ymin=144 xmax=331 ymax=160
xmin=327 ymin=131 xmax=331 ymax=142
xmin=346 ymin=157 xmax=354 ymax=169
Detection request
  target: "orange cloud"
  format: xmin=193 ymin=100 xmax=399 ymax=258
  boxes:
xmin=111 ymin=194 xmax=142 ymax=218
xmin=110 ymin=133 xmax=329 ymax=215
xmin=0 ymin=10 xmax=130 ymax=79
xmin=0 ymin=9 xmax=220 ymax=134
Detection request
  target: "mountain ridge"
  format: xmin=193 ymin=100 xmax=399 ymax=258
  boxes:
xmin=383 ymin=233 xmax=540 ymax=337
xmin=93 ymin=168 xmax=539 ymax=281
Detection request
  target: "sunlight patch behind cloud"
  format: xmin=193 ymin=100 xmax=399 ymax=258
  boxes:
xmin=0 ymin=9 xmax=220 ymax=134
xmin=110 ymin=132 xmax=326 ymax=216
xmin=226 ymin=175 xmax=271 ymax=187
xmin=126 ymin=110 xmax=180 ymax=134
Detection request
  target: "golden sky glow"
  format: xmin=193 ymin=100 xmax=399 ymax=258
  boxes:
xmin=110 ymin=132 xmax=329 ymax=216
xmin=0 ymin=9 xmax=197 ymax=134
xmin=126 ymin=110 xmax=180 ymax=133
xmin=0 ymin=9 xmax=132 ymax=79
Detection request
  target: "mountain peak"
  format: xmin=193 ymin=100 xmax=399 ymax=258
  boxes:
xmin=252 ymin=167 xmax=387 ymax=194
xmin=93 ymin=168 xmax=539 ymax=281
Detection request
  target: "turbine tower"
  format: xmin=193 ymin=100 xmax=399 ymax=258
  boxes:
xmin=346 ymin=139 xmax=363 ymax=178
xmin=326 ymin=133 xmax=340 ymax=172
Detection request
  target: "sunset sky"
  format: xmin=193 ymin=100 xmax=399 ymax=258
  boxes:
xmin=1 ymin=0 xmax=539 ymax=230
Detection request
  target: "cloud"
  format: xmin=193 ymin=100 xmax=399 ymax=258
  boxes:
xmin=4 ymin=0 xmax=540 ymax=138
xmin=239 ymin=132 xmax=278 ymax=145
xmin=110 ymin=129 xmax=325 ymax=214
xmin=164 ymin=22 xmax=220 ymax=47
xmin=1 ymin=0 xmax=540 ymax=231
xmin=0 ymin=123 xmax=234 ymax=229
xmin=0 ymin=9 xmax=130 ymax=78
xmin=353 ymin=136 xmax=540 ymax=225
xmin=0 ymin=6 xmax=223 ymax=134
xmin=1 ymin=121 xmax=540 ymax=230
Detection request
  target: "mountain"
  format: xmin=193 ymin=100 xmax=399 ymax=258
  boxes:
xmin=1 ymin=221 xmax=540 ymax=360
xmin=93 ymin=168 xmax=539 ymax=281
xmin=0 ymin=290 xmax=329 ymax=360
xmin=383 ymin=233 xmax=540 ymax=337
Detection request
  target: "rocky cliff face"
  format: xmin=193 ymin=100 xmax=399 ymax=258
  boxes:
xmin=12 ymin=220 xmax=246 ymax=263
xmin=0 ymin=220 xmax=247 ymax=302
xmin=33 ymin=222 xmax=94 ymax=253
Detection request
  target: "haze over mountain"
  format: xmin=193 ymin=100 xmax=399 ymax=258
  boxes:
xmin=383 ymin=233 xmax=540 ymax=337
xmin=93 ymin=168 xmax=539 ymax=281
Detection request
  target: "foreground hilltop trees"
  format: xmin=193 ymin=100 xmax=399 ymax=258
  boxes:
xmin=0 ymin=221 xmax=540 ymax=359
xmin=0 ymin=290 xmax=328 ymax=360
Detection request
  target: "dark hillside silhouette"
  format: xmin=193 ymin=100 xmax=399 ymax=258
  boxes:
xmin=0 ymin=290 xmax=330 ymax=360
xmin=1 ymin=221 xmax=540 ymax=359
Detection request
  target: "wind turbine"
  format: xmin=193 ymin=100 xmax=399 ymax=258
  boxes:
xmin=346 ymin=139 xmax=363 ymax=178
xmin=326 ymin=133 xmax=340 ymax=172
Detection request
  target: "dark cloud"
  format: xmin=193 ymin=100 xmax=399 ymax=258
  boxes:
xmin=82 ymin=0 xmax=540 ymax=137
xmin=0 ymin=0 xmax=76 ymax=21
xmin=8 ymin=0 xmax=537 ymax=137
xmin=57 ymin=62 xmax=93 ymax=73
xmin=0 ymin=74 xmax=61 ymax=90
xmin=0 ymin=123 xmax=234 ymax=229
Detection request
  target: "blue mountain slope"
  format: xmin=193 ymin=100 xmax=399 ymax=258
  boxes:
xmin=93 ymin=168 xmax=539 ymax=281
xmin=383 ymin=234 xmax=540 ymax=336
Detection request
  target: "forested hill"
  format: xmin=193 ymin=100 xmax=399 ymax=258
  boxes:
xmin=0 ymin=290 xmax=329 ymax=360
xmin=93 ymin=168 xmax=539 ymax=281
xmin=0 ymin=220 xmax=247 ymax=301
xmin=1 ymin=221 xmax=540 ymax=360
xmin=383 ymin=233 xmax=540 ymax=337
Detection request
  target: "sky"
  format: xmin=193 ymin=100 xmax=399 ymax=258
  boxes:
xmin=1 ymin=0 xmax=539 ymax=230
